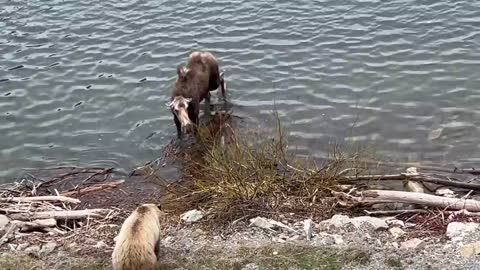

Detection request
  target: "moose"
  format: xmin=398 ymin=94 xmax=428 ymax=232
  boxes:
xmin=167 ymin=51 xmax=226 ymax=138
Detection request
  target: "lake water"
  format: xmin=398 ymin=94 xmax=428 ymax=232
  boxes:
xmin=1 ymin=0 xmax=480 ymax=181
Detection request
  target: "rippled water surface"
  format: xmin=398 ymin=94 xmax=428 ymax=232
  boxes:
xmin=1 ymin=0 xmax=480 ymax=181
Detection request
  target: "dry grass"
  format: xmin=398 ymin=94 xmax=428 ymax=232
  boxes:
xmin=152 ymin=111 xmax=373 ymax=225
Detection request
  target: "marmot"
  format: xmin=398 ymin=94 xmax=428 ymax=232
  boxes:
xmin=112 ymin=204 xmax=164 ymax=270
xmin=167 ymin=51 xmax=226 ymax=138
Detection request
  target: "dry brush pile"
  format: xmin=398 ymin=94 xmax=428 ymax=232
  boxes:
xmin=142 ymin=111 xmax=480 ymax=233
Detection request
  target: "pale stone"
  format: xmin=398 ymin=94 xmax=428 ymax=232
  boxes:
xmin=401 ymin=238 xmax=425 ymax=250
xmin=181 ymin=210 xmax=204 ymax=223
xmin=389 ymin=227 xmax=405 ymax=239
xmin=460 ymin=241 xmax=480 ymax=257
xmin=446 ymin=222 xmax=479 ymax=240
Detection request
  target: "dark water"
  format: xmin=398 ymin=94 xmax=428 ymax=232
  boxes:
xmin=1 ymin=0 xmax=480 ymax=181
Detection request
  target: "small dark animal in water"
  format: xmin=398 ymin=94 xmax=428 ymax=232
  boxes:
xmin=167 ymin=51 xmax=226 ymax=138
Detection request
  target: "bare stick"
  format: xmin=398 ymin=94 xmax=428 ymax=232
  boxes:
xmin=364 ymin=209 xmax=431 ymax=216
xmin=335 ymin=190 xmax=480 ymax=211
xmin=340 ymin=174 xmax=480 ymax=191
xmin=61 ymin=179 xmax=124 ymax=197
xmin=0 ymin=196 xmax=80 ymax=204
xmin=9 ymin=209 xmax=108 ymax=221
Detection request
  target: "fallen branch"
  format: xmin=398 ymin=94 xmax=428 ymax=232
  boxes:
xmin=0 ymin=195 xmax=80 ymax=204
xmin=454 ymin=168 xmax=480 ymax=175
xmin=340 ymin=173 xmax=480 ymax=191
xmin=335 ymin=190 xmax=480 ymax=211
xmin=364 ymin=209 xmax=431 ymax=216
xmin=8 ymin=209 xmax=108 ymax=221
xmin=12 ymin=219 xmax=57 ymax=232
xmin=61 ymin=179 xmax=124 ymax=197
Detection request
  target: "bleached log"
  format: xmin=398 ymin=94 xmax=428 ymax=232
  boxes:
xmin=0 ymin=196 xmax=80 ymax=204
xmin=8 ymin=209 xmax=108 ymax=221
xmin=340 ymin=174 xmax=480 ymax=191
xmin=11 ymin=219 xmax=57 ymax=232
xmin=334 ymin=190 xmax=480 ymax=211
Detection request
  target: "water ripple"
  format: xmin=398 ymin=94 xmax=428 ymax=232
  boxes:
xmin=1 ymin=0 xmax=480 ymax=180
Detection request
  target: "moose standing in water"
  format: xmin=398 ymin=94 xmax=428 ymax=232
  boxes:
xmin=167 ymin=51 xmax=226 ymax=138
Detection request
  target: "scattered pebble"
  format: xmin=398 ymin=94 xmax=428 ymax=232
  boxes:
xmin=40 ymin=241 xmax=57 ymax=256
xmin=446 ymin=222 xmax=479 ymax=240
xmin=24 ymin=245 xmax=40 ymax=255
xmin=401 ymin=238 xmax=425 ymax=250
xmin=304 ymin=219 xmax=313 ymax=240
xmin=181 ymin=210 xmax=204 ymax=223
xmin=389 ymin=227 xmax=405 ymax=239
xmin=16 ymin=243 xmax=30 ymax=251
xmin=460 ymin=241 xmax=480 ymax=257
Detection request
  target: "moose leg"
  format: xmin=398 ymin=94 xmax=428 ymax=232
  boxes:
xmin=205 ymin=91 xmax=211 ymax=105
xmin=219 ymin=71 xmax=226 ymax=100
xmin=188 ymin=105 xmax=200 ymax=136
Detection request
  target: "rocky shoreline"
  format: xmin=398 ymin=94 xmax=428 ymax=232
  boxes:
xmin=2 ymin=209 xmax=480 ymax=269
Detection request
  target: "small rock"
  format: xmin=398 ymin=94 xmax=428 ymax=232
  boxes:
xmin=57 ymin=251 xmax=68 ymax=258
xmin=0 ymin=215 xmax=9 ymax=232
xmin=163 ymin=236 xmax=174 ymax=244
xmin=446 ymin=222 xmax=479 ymax=240
xmin=289 ymin=234 xmax=301 ymax=241
xmin=84 ymin=238 xmax=97 ymax=245
xmin=460 ymin=241 xmax=480 ymax=257
xmin=352 ymin=216 xmax=389 ymax=230
xmin=249 ymin=217 xmax=296 ymax=233
xmin=332 ymin=234 xmax=344 ymax=245
xmin=385 ymin=219 xmax=405 ymax=228
xmin=95 ymin=241 xmax=108 ymax=249
xmin=272 ymin=251 xmax=278 ymax=255
xmin=17 ymin=243 xmax=30 ymax=251
xmin=181 ymin=210 xmax=204 ymax=223
xmin=303 ymin=219 xmax=313 ymax=241
xmin=391 ymin=242 xmax=399 ymax=249
xmin=315 ymin=232 xmax=344 ymax=245
xmin=405 ymin=181 xmax=424 ymax=193
xmin=242 ymin=263 xmax=259 ymax=270
xmin=273 ymin=237 xmax=286 ymax=243
xmin=435 ymin=187 xmax=456 ymax=198
xmin=401 ymin=238 xmax=425 ymax=250
xmin=40 ymin=242 xmax=57 ymax=256
xmin=389 ymin=227 xmax=405 ymax=239
xmin=428 ymin=128 xmax=443 ymax=140
xmin=405 ymin=167 xmax=419 ymax=175
xmin=317 ymin=215 xmax=388 ymax=231
xmin=25 ymin=245 xmax=41 ymax=255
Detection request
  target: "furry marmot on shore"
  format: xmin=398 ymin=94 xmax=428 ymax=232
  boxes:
xmin=112 ymin=204 xmax=164 ymax=270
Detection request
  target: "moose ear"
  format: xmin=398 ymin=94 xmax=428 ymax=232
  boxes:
xmin=176 ymin=65 xmax=184 ymax=77
xmin=185 ymin=98 xmax=192 ymax=103
xmin=177 ymin=65 xmax=189 ymax=79
xmin=166 ymin=100 xmax=173 ymax=108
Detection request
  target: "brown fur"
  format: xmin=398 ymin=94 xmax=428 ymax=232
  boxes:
xmin=169 ymin=51 xmax=226 ymax=138
xmin=112 ymin=204 xmax=164 ymax=270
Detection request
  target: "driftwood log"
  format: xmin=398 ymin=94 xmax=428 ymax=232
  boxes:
xmin=0 ymin=196 xmax=80 ymax=204
xmin=12 ymin=218 xmax=57 ymax=232
xmin=340 ymin=173 xmax=480 ymax=191
xmin=334 ymin=190 xmax=480 ymax=211
xmin=8 ymin=209 xmax=108 ymax=221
